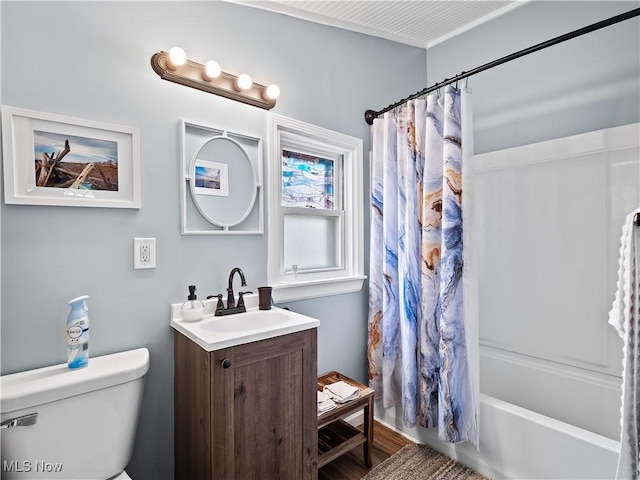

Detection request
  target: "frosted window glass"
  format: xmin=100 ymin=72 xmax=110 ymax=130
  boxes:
xmin=283 ymin=214 xmax=339 ymax=270
xmin=281 ymin=150 xmax=334 ymax=209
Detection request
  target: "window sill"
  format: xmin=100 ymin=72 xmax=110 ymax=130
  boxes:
xmin=272 ymin=275 xmax=367 ymax=303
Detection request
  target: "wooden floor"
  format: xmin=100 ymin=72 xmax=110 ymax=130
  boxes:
xmin=318 ymin=421 xmax=415 ymax=480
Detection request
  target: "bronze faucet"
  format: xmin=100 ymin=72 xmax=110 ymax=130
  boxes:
xmin=226 ymin=267 xmax=247 ymax=309
xmin=207 ymin=267 xmax=251 ymax=316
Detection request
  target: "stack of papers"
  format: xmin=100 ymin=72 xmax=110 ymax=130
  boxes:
xmin=317 ymin=390 xmax=336 ymax=414
xmin=323 ymin=380 xmax=360 ymax=403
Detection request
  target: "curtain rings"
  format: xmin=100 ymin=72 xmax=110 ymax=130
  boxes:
xmin=391 ymin=102 xmax=404 ymax=119
xmin=455 ymin=71 xmax=468 ymax=90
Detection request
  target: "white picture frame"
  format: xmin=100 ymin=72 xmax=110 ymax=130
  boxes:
xmin=193 ymin=159 xmax=229 ymax=197
xmin=1 ymin=105 xmax=141 ymax=208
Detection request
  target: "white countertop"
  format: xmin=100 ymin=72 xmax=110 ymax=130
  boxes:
xmin=169 ymin=294 xmax=320 ymax=352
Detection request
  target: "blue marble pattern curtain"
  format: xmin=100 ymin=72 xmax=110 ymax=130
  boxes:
xmin=368 ymin=86 xmax=478 ymax=446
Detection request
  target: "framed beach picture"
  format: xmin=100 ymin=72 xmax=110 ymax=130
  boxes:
xmin=1 ymin=106 xmax=141 ymax=208
xmin=193 ymin=159 xmax=229 ymax=197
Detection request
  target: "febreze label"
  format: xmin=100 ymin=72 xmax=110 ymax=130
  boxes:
xmin=67 ymin=318 xmax=87 ymax=343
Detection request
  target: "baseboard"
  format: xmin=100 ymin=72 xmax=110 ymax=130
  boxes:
xmin=371 ymin=416 xmax=421 ymax=444
xmin=343 ymin=410 xmax=364 ymax=427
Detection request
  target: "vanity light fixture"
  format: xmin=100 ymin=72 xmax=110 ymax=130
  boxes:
xmin=264 ymin=84 xmax=280 ymax=101
xmin=150 ymin=48 xmax=279 ymax=110
xmin=203 ymin=61 xmax=221 ymax=81
xmin=168 ymin=47 xmax=187 ymax=69
xmin=235 ymin=73 xmax=253 ymax=91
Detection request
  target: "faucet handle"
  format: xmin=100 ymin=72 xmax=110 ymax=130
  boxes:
xmin=238 ymin=291 xmax=253 ymax=309
xmin=215 ymin=294 xmax=224 ymax=311
xmin=206 ymin=294 xmax=225 ymax=311
xmin=237 ymin=292 xmax=246 ymax=308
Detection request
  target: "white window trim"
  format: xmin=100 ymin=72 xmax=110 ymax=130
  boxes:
xmin=268 ymin=114 xmax=365 ymax=302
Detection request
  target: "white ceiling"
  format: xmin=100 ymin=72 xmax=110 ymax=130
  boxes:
xmin=233 ymin=1 xmax=527 ymax=48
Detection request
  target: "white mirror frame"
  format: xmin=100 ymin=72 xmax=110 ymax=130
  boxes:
xmin=187 ymin=135 xmax=257 ymax=228
xmin=180 ymin=120 xmax=263 ymax=235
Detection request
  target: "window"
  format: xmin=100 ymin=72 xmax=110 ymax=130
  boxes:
xmin=268 ymin=115 xmax=365 ymax=302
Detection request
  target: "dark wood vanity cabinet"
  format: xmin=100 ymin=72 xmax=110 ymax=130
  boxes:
xmin=174 ymin=328 xmax=318 ymax=480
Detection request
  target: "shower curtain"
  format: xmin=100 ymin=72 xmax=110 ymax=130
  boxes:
xmin=367 ymin=85 xmax=479 ymax=446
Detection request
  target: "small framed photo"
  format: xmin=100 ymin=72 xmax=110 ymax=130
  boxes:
xmin=1 ymin=105 xmax=141 ymax=208
xmin=193 ymin=159 xmax=229 ymax=197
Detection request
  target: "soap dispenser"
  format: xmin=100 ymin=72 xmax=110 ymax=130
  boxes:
xmin=180 ymin=285 xmax=205 ymax=322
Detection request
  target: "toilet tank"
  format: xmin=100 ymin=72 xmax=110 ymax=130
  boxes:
xmin=1 ymin=348 xmax=149 ymax=480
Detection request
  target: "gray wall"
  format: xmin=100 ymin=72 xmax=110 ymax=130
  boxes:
xmin=0 ymin=2 xmax=426 ymax=479
xmin=427 ymin=0 xmax=639 ymax=154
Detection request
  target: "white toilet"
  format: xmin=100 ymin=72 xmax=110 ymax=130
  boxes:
xmin=0 ymin=348 xmax=149 ymax=479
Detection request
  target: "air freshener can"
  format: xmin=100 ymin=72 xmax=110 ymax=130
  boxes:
xmin=67 ymin=295 xmax=90 ymax=369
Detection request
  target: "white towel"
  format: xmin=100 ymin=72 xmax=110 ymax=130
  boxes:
xmin=323 ymin=380 xmax=360 ymax=403
xmin=317 ymin=390 xmax=336 ymax=414
xmin=608 ymin=207 xmax=640 ymax=480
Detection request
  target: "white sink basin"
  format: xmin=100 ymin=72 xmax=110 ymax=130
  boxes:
xmin=200 ymin=310 xmax=290 ymax=333
xmin=170 ymin=295 xmax=320 ymax=351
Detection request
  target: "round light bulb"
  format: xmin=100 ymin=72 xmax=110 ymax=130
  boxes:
xmin=168 ymin=47 xmax=187 ymax=67
xmin=204 ymin=61 xmax=221 ymax=80
xmin=265 ymin=84 xmax=280 ymax=100
xmin=236 ymin=73 xmax=252 ymax=91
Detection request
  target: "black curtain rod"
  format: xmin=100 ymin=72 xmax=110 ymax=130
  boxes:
xmin=364 ymin=7 xmax=640 ymax=125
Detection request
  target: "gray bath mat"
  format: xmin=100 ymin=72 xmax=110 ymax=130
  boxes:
xmin=362 ymin=444 xmax=490 ymax=480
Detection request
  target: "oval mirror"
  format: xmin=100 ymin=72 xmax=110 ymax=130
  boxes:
xmin=189 ymin=135 xmax=257 ymax=228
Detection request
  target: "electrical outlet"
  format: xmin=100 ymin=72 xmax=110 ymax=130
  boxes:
xmin=140 ymin=244 xmax=151 ymax=263
xmin=134 ymin=238 xmax=156 ymax=269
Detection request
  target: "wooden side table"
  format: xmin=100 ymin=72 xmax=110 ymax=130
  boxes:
xmin=317 ymin=371 xmax=375 ymax=468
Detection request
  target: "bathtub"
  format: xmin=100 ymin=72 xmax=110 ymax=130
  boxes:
xmin=374 ymin=394 xmax=620 ymax=479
